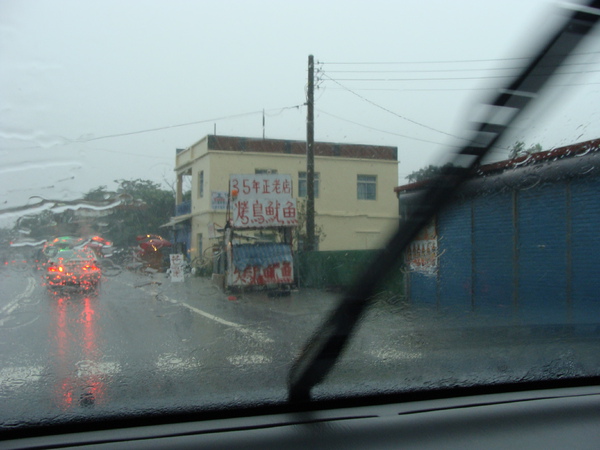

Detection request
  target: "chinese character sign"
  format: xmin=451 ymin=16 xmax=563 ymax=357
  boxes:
xmin=230 ymin=174 xmax=297 ymax=228
xmin=231 ymin=261 xmax=294 ymax=286
xmin=405 ymin=220 xmax=438 ymax=276
xmin=169 ymin=253 xmax=185 ymax=282
xmin=211 ymin=191 xmax=228 ymax=210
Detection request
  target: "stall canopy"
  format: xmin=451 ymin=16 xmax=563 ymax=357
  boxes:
xmin=233 ymin=243 xmax=293 ymax=271
xmin=160 ymin=214 xmax=192 ymax=228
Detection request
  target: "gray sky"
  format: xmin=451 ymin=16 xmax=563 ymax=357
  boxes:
xmin=1 ymin=0 xmax=599 ymax=217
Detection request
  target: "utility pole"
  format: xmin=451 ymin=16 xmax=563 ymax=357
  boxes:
xmin=306 ymin=54 xmax=315 ymax=251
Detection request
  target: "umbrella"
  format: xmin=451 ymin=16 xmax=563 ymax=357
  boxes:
xmin=136 ymin=234 xmax=164 ymax=242
xmin=138 ymin=236 xmax=172 ymax=251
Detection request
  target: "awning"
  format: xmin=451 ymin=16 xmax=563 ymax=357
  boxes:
xmin=160 ymin=214 xmax=192 ymax=228
xmin=232 ymin=243 xmax=293 ymax=271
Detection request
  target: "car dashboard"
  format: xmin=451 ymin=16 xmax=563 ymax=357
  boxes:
xmin=4 ymin=384 xmax=600 ymax=449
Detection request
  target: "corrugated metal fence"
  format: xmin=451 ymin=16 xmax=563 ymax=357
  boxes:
xmin=409 ymin=176 xmax=600 ymax=324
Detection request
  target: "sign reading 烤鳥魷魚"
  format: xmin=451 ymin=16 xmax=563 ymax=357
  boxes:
xmin=230 ymin=174 xmax=297 ymax=228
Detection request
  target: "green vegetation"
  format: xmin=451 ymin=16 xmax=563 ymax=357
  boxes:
xmin=508 ymin=141 xmax=543 ymax=159
xmin=7 ymin=179 xmax=174 ymax=248
xmin=83 ymin=179 xmax=174 ymax=247
xmin=406 ymin=163 xmax=456 ymax=183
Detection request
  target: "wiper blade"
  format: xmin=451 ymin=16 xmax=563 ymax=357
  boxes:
xmin=288 ymin=0 xmax=600 ymax=403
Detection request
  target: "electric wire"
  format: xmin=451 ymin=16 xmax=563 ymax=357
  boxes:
xmin=324 ymin=80 xmax=600 ymax=92
xmin=320 ymin=73 xmax=470 ymax=142
xmin=317 ymin=108 xmax=510 ymax=151
xmin=74 ymin=105 xmax=304 ymax=143
xmin=316 ymin=108 xmax=462 ymax=148
xmin=318 ymin=50 xmax=600 ymax=65
xmin=323 ymin=60 xmax=600 ymax=74
xmin=321 ymin=68 xmax=600 ymax=82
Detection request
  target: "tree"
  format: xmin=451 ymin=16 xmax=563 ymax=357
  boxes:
xmin=108 ymin=179 xmax=175 ymax=247
xmin=407 ymin=142 xmax=545 ymax=184
xmin=82 ymin=179 xmax=175 ymax=247
xmin=3 ymin=180 xmax=173 ymax=248
xmin=406 ymin=163 xmax=455 ymax=183
xmin=83 ymin=185 xmax=112 ymax=202
xmin=509 ymin=141 xmax=543 ymax=159
xmin=14 ymin=210 xmax=59 ymax=240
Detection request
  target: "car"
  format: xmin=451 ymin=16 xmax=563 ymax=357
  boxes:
xmin=37 ymin=236 xmax=83 ymax=267
xmin=84 ymin=235 xmax=114 ymax=258
xmin=45 ymin=248 xmax=102 ymax=292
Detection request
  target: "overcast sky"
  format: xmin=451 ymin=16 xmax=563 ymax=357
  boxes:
xmin=1 ymin=0 xmax=599 ymax=217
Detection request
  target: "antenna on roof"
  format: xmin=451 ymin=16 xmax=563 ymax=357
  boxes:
xmin=263 ymin=109 xmax=265 ymax=139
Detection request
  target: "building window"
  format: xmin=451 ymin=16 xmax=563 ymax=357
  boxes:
xmin=255 ymin=169 xmax=277 ymax=174
xmin=198 ymin=171 xmax=204 ymax=198
xmin=357 ymin=174 xmax=377 ymax=200
xmin=298 ymin=171 xmax=320 ymax=198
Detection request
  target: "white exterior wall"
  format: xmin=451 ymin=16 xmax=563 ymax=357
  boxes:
xmin=175 ymin=137 xmax=399 ymax=258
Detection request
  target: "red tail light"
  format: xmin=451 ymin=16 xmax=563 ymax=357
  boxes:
xmin=48 ymin=265 xmax=64 ymax=272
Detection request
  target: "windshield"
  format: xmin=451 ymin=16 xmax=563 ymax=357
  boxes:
xmin=1 ymin=0 xmax=600 ymax=434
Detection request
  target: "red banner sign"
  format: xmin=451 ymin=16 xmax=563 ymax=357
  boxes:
xmin=230 ymin=261 xmax=294 ymax=286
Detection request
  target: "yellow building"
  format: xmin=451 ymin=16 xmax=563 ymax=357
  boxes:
xmin=168 ymin=135 xmax=398 ymax=259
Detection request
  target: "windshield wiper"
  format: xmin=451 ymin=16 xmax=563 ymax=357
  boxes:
xmin=288 ymin=0 xmax=600 ymax=403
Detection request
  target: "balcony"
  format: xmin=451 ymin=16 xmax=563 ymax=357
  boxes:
xmin=175 ymin=201 xmax=191 ymax=216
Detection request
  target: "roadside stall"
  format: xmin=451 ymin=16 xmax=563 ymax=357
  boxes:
xmin=135 ymin=234 xmax=171 ymax=272
xmin=224 ymin=174 xmax=297 ymax=291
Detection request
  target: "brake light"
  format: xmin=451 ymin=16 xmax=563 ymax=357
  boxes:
xmin=82 ymin=264 xmax=99 ymax=271
xmin=48 ymin=265 xmax=64 ymax=272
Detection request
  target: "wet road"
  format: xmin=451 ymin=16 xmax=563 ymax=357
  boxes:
xmin=0 ymin=264 xmax=343 ymax=424
xmin=1 ymin=262 xmax=600 ymax=427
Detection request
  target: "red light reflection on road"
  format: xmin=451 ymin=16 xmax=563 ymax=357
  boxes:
xmin=50 ymin=294 xmax=105 ymax=409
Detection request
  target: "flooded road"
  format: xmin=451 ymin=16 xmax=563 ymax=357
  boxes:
xmin=1 ymin=263 xmax=599 ymax=427
xmin=0 ymin=265 xmax=340 ymax=424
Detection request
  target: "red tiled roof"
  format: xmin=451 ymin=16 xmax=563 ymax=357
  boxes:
xmin=207 ymin=135 xmax=398 ymax=161
xmin=394 ymin=138 xmax=600 ymax=193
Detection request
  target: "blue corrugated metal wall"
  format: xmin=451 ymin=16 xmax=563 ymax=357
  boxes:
xmin=570 ymin=177 xmax=600 ymax=322
xmin=438 ymin=199 xmax=473 ymax=313
xmin=408 ymin=176 xmax=599 ymax=324
xmin=517 ymin=183 xmax=568 ymax=323
xmin=408 ymin=271 xmax=437 ymax=306
xmin=472 ymin=192 xmax=514 ymax=316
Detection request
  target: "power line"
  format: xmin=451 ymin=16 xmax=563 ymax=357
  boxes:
xmin=84 ymin=146 xmax=172 ymax=159
xmin=318 ymin=50 xmax=600 ymax=65
xmin=323 ymin=60 xmax=600 ymax=74
xmin=324 ymin=80 xmax=600 ymax=93
xmin=316 ymin=108 xmax=462 ymax=148
xmin=75 ymin=105 xmax=304 ymax=143
xmin=317 ymin=108 xmax=510 ymax=152
xmin=321 ymin=73 xmax=470 ymax=142
xmin=1 ymin=105 xmax=305 ymax=152
xmin=321 ymin=68 xmax=600 ymax=83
